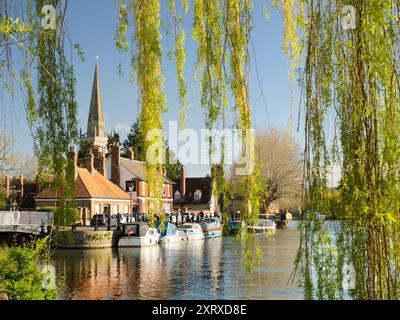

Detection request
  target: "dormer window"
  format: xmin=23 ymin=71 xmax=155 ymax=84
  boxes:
xmin=194 ymin=189 xmax=202 ymax=201
xmin=174 ymin=190 xmax=181 ymax=200
xmin=126 ymin=180 xmax=136 ymax=192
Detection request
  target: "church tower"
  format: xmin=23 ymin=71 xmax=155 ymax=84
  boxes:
xmin=81 ymin=58 xmax=108 ymax=153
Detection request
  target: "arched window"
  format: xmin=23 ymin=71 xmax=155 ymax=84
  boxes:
xmin=174 ymin=190 xmax=181 ymax=200
xmin=194 ymin=189 xmax=202 ymax=201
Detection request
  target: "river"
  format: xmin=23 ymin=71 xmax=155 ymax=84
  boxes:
xmin=53 ymin=221 xmax=302 ymax=300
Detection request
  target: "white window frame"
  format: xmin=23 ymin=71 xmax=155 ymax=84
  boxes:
xmin=194 ymin=189 xmax=202 ymax=201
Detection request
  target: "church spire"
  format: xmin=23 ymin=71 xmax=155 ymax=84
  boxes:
xmin=83 ymin=58 xmax=108 ymax=151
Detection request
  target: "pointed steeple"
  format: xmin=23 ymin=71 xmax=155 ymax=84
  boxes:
xmin=87 ymin=57 xmax=105 ymax=138
xmin=83 ymin=58 xmax=108 ymax=151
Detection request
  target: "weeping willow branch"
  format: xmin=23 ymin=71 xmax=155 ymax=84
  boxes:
xmin=284 ymin=0 xmax=400 ymax=300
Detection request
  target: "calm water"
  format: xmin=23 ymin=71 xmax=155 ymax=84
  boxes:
xmin=53 ymin=221 xmax=302 ymax=300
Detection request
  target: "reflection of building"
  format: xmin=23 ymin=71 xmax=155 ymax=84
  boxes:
xmin=54 ymin=247 xmax=173 ymax=300
xmin=105 ymin=143 xmax=175 ymax=214
xmin=205 ymin=238 xmax=223 ymax=292
xmin=172 ymin=167 xmax=220 ymax=214
xmin=34 ymin=147 xmax=130 ymax=223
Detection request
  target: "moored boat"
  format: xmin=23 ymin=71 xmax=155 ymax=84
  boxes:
xmin=247 ymin=218 xmax=276 ymax=234
xmin=179 ymin=223 xmax=205 ymax=241
xmin=159 ymin=221 xmax=188 ymax=244
xmin=201 ymin=217 xmax=223 ymax=238
xmin=118 ymin=222 xmax=159 ymax=247
xmin=229 ymin=220 xmax=239 ymax=232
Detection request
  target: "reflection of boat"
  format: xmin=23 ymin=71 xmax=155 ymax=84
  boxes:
xmin=247 ymin=218 xmax=276 ymax=234
xmin=159 ymin=222 xmax=188 ymax=244
xmin=118 ymin=223 xmax=159 ymax=247
xmin=201 ymin=217 xmax=223 ymax=238
xmin=179 ymin=223 xmax=205 ymax=241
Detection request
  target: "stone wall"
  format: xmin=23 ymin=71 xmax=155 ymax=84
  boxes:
xmin=55 ymin=230 xmax=117 ymax=249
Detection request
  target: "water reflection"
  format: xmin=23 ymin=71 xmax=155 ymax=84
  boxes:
xmin=53 ymin=222 xmax=302 ymax=300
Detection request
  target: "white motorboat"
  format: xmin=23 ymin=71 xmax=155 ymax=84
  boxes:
xmin=179 ymin=223 xmax=205 ymax=241
xmin=118 ymin=223 xmax=159 ymax=247
xmin=158 ymin=222 xmax=188 ymax=244
xmin=247 ymin=218 xmax=276 ymax=234
xmin=201 ymin=217 xmax=223 ymax=238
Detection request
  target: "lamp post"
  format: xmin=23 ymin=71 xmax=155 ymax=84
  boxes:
xmin=128 ymin=181 xmax=134 ymax=223
xmin=107 ymin=209 xmax=111 ymax=231
xmin=94 ymin=211 xmax=98 ymax=231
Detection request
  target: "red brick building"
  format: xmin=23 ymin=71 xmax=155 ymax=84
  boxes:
xmin=105 ymin=143 xmax=174 ymax=214
xmin=34 ymin=146 xmax=130 ymax=225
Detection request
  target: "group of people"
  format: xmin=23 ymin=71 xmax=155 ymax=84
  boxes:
xmin=107 ymin=211 xmax=221 ymax=228
xmin=166 ymin=211 xmax=220 ymax=225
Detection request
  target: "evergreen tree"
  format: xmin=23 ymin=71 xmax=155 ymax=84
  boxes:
xmin=122 ymin=120 xmax=145 ymax=161
xmin=107 ymin=131 xmax=121 ymax=154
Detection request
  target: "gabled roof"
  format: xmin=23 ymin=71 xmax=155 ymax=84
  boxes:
xmin=118 ymin=157 xmax=175 ymax=185
xmin=35 ymin=168 xmax=130 ymax=200
xmin=173 ymin=177 xmax=212 ymax=204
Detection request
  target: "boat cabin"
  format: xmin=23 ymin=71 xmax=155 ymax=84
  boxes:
xmin=122 ymin=222 xmax=155 ymax=237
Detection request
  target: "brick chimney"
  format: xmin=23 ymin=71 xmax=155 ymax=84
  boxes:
xmin=93 ymin=146 xmax=106 ymax=175
xmin=111 ymin=142 xmax=120 ymax=186
xmin=67 ymin=145 xmax=78 ymax=178
xmin=128 ymin=147 xmax=135 ymax=161
xmin=181 ymin=166 xmax=186 ymax=197
xmin=86 ymin=148 xmax=95 ymax=174
xmin=6 ymin=175 xmax=10 ymax=198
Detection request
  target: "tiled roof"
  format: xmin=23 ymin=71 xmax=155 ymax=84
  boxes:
xmin=35 ymin=167 xmax=130 ymax=200
xmin=172 ymin=177 xmax=212 ymax=204
xmin=119 ymin=157 xmax=175 ymax=184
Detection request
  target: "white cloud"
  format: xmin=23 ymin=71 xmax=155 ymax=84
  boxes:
xmin=113 ymin=123 xmax=131 ymax=138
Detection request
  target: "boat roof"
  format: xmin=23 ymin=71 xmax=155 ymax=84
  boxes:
xmin=202 ymin=217 xmax=219 ymax=221
xmin=181 ymin=223 xmax=201 ymax=228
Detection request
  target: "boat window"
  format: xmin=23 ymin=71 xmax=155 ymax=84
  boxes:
xmin=194 ymin=189 xmax=202 ymax=201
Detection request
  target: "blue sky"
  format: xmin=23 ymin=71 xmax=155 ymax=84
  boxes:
xmin=4 ymin=0 xmax=304 ymax=177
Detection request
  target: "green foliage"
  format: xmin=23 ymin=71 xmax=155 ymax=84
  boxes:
xmin=164 ymin=142 xmax=183 ymax=180
xmin=0 ymin=237 xmax=57 ymax=300
xmin=78 ymin=140 xmax=93 ymax=161
xmin=122 ymin=119 xmax=182 ymax=179
xmin=285 ymin=0 xmax=400 ymax=300
xmin=73 ymin=43 xmax=85 ymax=62
xmin=23 ymin=0 xmax=78 ymax=221
xmin=54 ymin=207 xmax=80 ymax=227
xmin=0 ymin=193 xmax=7 ymax=209
xmin=0 ymin=16 xmax=32 ymax=35
xmin=122 ymin=119 xmax=146 ymax=161
xmin=114 ymin=1 xmax=129 ymax=51
xmin=107 ymin=132 xmax=120 ymax=155
xmin=169 ymin=0 xmax=190 ymax=128
xmin=114 ymin=0 xmax=167 ymax=224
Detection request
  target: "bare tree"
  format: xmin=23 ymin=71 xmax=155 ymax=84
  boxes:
xmin=256 ymin=128 xmax=302 ymax=210
xmin=21 ymin=155 xmax=38 ymax=182
xmin=0 ymin=128 xmax=21 ymax=178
